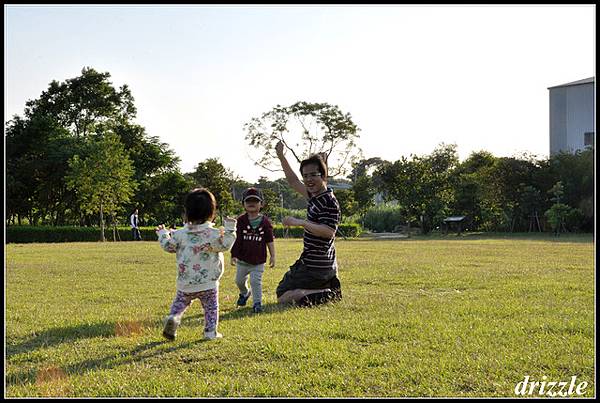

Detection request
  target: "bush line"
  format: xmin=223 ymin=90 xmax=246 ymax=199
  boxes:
xmin=6 ymin=224 xmax=362 ymax=243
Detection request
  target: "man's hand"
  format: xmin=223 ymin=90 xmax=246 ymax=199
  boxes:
xmin=282 ymin=216 xmax=303 ymax=227
xmin=231 ymin=257 xmax=238 ymax=266
xmin=155 ymin=224 xmax=166 ymax=234
xmin=269 ymin=255 xmax=276 ymax=268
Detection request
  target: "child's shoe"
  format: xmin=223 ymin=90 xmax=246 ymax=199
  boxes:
xmin=252 ymin=302 xmax=263 ymax=313
xmin=236 ymin=291 xmax=251 ymax=307
xmin=204 ymin=330 xmax=223 ymax=340
xmin=162 ymin=315 xmax=180 ymax=340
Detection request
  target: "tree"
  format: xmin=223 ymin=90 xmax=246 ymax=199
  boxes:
xmin=374 ymin=144 xmax=459 ymax=234
xmin=545 ymin=149 xmax=594 ymax=230
xmin=6 ymin=67 xmax=168 ymax=228
xmin=24 ymin=67 xmax=136 ymax=137
xmin=66 ymin=133 xmax=137 ymax=241
xmin=134 ymin=171 xmax=194 ymax=226
xmin=484 ymin=156 xmax=540 ymax=231
xmin=6 ymin=114 xmax=81 ymax=225
xmin=334 ymin=189 xmax=358 ymax=218
xmin=187 ymin=158 xmax=236 ymax=221
xmin=244 ymin=101 xmax=362 ymax=178
xmin=348 ymin=157 xmax=384 ymax=216
xmin=112 ymin=121 xmax=180 ymax=181
xmin=519 ymin=184 xmax=543 ymax=232
xmin=452 ymin=151 xmax=497 ymax=230
xmin=259 ymin=188 xmax=280 ymax=218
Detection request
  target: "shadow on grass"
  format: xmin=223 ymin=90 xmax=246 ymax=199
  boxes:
xmin=6 ymin=319 xmax=158 ymax=358
xmin=7 ymin=322 xmax=115 ymax=358
xmin=6 ymin=302 xmax=334 ymax=391
xmin=7 ymin=301 xmax=304 ymax=359
xmin=6 ymin=339 xmax=204 ymax=389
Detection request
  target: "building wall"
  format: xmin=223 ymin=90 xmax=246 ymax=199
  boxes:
xmin=549 ymin=87 xmax=567 ymax=155
xmin=549 ymin=82 xmax=594 ymax=155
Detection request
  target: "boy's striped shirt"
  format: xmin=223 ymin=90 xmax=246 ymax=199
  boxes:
xmin=300 ymin=188 xmax=340 ymax=271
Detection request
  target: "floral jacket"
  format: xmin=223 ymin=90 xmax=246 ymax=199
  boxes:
xmin=157 ymin=220 xmax=237 ymax=293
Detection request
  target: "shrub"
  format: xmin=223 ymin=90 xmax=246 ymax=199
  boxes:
xmin=6 ymin=226 xmax=157 ymax=243
xmin=6 ymin=224 xmax=361 ymax=243
xmin=268 ymin=207 xmax=307 ymax=223
xmin=544 ymin=204 xmax=584 ymax=233
xmin=273 ymin=223 xmax=361 ymax=238
xmin=362 ymin=205 xmax=406 ymax=232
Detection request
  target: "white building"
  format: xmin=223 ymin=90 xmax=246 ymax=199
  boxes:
xmin=548 ymin=77 xmax=595 ymax=155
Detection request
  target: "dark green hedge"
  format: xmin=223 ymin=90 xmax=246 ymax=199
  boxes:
xmin=273 ymin=223 xmax=361 ymax=238
xmin=6 ymin=226 xmax=157 ymax=243
xmin=6 ymin=223 xmax=362 ymax=243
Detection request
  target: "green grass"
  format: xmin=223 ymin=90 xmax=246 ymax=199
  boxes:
xmin=5 ymin=235 xmax=595 ymax=397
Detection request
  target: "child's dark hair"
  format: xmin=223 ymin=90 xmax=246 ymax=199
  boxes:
xmin=300 ymin=154 xmax=328 ymax=180
xmin=184 ymin=188 xmax=216 ymax=223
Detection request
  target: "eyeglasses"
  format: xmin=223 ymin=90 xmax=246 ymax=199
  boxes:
xmin=302 ymin=172 xmax=322 ymax=180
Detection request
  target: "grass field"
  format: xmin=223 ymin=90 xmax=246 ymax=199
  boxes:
xmin=5 ymin=235 xmax=595 ymax=397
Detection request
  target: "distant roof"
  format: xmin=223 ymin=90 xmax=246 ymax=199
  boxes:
xmin=548 ymin=77 xmax=595 ymax=89
xmin=443 ymin=216 xmax=467 ymax=222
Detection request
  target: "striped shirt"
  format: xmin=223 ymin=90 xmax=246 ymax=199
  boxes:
xmin=301 ymin=188 xmax=341 ymax=271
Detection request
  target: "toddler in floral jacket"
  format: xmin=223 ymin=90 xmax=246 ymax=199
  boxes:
xmin=156 ymin=188 xmax=236 ymax=341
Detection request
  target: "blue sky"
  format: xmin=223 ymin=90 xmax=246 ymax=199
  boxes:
xmin=4 ymin=5 xmax=595 ymax=182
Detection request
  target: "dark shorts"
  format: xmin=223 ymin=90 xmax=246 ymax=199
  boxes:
xmin=276 ymin=259 xmax=342 ymax=302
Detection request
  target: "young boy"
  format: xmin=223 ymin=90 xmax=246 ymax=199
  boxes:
xmin=230 ymin=187 xmax=275 ymax=313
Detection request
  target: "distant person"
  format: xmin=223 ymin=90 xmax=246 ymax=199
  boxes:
xmin=130 ymin=209 xmax=142 ymax=241
xmin=230 ymin=187 xmax=276 ymax=314
xmin=274 ymin=141 xmax=342 ymax=306
xmin=156 ymin=188 xmax=237 ymax=341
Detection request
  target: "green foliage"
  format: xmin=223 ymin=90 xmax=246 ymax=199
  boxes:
xmin=451 ymin=151 xmax=497 ymax=229
xmin=272 ymin=223 xmax=362 ymax=238
xmin=6 ymin=68 xmax=594 ymax=236
xmin=244 ymin=101 xmax=362 ymax=177
xmin=269 ymin=207 xmax=307 ymax=223
xmin=66 ymin=132 xmax=137 ymax=241
xmin=187 ymin=158 xmax=236 ymax=218
xmin=6 ymin=226 xmax=157 ymax=243
xmin=6 ymin=224 xmax=361 ymax=243
xmin=547 ymin=150 xmax=594 ymax=218
xmin=346 ymin=158 xmax=385 ymax=216
xmin=362 ymin=205 xmax=406 ymax=232
xmin=333 ymin=189 xmax=359 ymax=217
xmin=544 ymin=203 xmax=570 ymax=234
xmin=544 ymin=203 xmax=584 ymax=234
xmin=24 ymin=67 xmax=136 ymax=137
xmin=373 ymin=143 xmax=459 ymax=234
xmin=6 ymin=114 xmax=82 ymax=226
xmin=134 ymin=172 xmax=194 ymax=226
xmin=6 ymin=67 xmax=180 ymax=228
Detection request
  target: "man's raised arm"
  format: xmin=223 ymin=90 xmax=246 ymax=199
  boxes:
xmin=275 ymin=141 xmax=308 ymax=199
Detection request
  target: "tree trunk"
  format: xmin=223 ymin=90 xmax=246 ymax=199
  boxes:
xmin=100 ymin=202 xmax=106 ymax=242
xmin=112 ymin=214 xmax=117 ymax=242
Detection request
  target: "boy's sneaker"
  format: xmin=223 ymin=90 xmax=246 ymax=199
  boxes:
xmin=237 ymin=292 xmax=251 ymax=306
xmin=162 ymin=315 xmax=179 ymax=340
xmin=204 ymin=330 xmax=223 ymax=340
xmin=252 ymin=303 xmax=263 ymax=313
